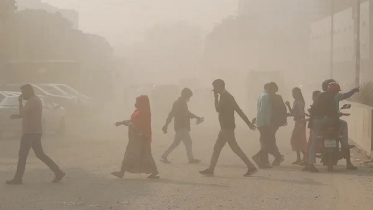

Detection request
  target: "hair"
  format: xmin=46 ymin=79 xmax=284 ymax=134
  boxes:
xmin=268 ymin=82 xmax=278 ymax=93
xmin=322 ymin=79 xmax=336 ymax=91
xmin=20 ymin=84 xmax=34 ymax=95
xmin=264 ymin=83 xmax=270 ymax=91
xmin=312 ymin=90 xmax=321 ymax=99
xmin=181 ymin=88 xmax=193 ymax=98
xmin=212 ymin=79 xmax=225 ymax=89
xmin=292 ymin=87 xmax=305 ymax=103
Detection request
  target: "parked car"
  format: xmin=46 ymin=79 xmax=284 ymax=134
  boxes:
xmin=0 ymin=84 xmax=78 ymax=112
xmin=0 ymin=95 xmax=66 ymax=138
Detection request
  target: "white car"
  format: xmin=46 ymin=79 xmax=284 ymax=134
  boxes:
xmin=0 ymin=95 xmax=66 ymax=138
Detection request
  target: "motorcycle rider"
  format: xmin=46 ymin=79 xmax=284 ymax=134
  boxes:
xmin=322 ymin=79 xmax=358 ymax=170
xmin=308 ymin=82 xmax=341 ymax=172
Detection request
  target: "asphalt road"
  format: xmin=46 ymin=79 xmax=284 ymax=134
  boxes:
xmin=1 ymin=120 xmax=373 ymax=210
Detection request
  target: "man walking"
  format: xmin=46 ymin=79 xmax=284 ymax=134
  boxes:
xmin=199 ymin=79 xmax=258 ymax=177
xmin=253 ymin=82 xmax=285 ymax=168
xmin=161 ymin=88 xmax=202 ymax=164
xmin=6 ymin=84 xmax=65 ymax=185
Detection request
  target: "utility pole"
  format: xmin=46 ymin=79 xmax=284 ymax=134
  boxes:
xmin=330 ymin=0 xmax=334 ymax=78
xmin=355 ymin=0 xmax=361 ymax=86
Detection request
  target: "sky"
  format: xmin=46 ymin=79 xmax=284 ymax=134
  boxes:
xmin=41 ymin=0 xmax=240 ymax=44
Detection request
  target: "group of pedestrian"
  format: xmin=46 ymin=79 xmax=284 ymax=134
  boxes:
xmin=5 ymin=78 xmax=360 ymax=185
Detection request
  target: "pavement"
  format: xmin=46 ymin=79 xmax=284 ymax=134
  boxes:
xmin=1 ymin=120 xmax=373 ymax=210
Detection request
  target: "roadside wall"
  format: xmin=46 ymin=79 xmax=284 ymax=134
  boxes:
xmin=344 ymin=101 xmax=373 ymax=157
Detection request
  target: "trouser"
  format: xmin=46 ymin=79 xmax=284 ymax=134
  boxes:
xmin=14 ymin=133 xmax=62 ymax=180
xmin=309 ymin=118 xmax=336 ymax=164
xmin=256 ymin=125 xmax=281 ymax=164
xmin=339 ymin=119 xmax=349 ymax=148
xmin=163 ymin=129 xmax=194 ymax=161
xmin=209 ymin=129 xmax=255 ymax=170
xmin=303 ymin=129 xmax=313 ymax=163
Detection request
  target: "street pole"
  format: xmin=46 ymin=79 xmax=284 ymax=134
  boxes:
xmin=330 ymin=0 xmax=334 ymax=78
xmin=355 ymin=0 xmax=361 ymax=86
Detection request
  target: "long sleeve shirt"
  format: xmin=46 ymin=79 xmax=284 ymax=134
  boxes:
xmin=256 ymin=91 xmax=272 ymax=128
xmin=313 ymin=92 xmax=339 ymax=120
xmin=165 ymin=98 xmax=198 ymax=131
xmin=216 ymin=90 xmax=252 ymax=129
xmin=334 ymin=88 xmax=359 ymax=111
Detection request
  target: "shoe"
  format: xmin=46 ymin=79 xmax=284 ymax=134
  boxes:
xmin=308 ymin=165 xmax=319 ymax=173
xmin=272 ymin=155 xmax=285 ymax=166
xmin=53 ymin=172 xmax=66 ymax=183
xmin=160 ymin=156 xmax=171 ymax=164
xmin=259 ymin=163 xmax=273 ymax=169
xmin=111 ymin=171 xmax=125 ymax=179
xmin=189 ymin=159 xmax=201 ymax=164
xmin=6 ymin=179 xmax=22 ymax=185
xmin=346 ymin=164 xmax=358 ymax=170
xmin=299 ymin=161 xmax=307 ymax=166
xmin=301 ymin=165 xmax=309 ymax=171
xmin=199 ymin=168 xmax=214 ymax=176
xmin=252 ymin=155 xmax=260 ymax=167
xmin=147 ymin=172 xmax=160 ymax=179
xmin=292 ymin=160 xmax=301 ymax=164
xmin=244 ymin=167 xmax=258 ymax=177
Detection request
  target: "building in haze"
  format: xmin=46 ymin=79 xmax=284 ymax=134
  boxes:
xmin=309 ymin=0 xmax=371 ymax=87
xmin=17 ymin=0 xmax=79 ymax=29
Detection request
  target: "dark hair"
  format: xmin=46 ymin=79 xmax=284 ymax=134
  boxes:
xmin=264 ymin=83 xmax=270 ymax=91
xmin=312 ymin=90 xmax=321 ymax=98
xmin=268 ymin=82 xmax=278 ymax=93
xmin=20 ymin=84 xmax=34 ymax=94
xmin=292 ymin=87 xmax=305 ymax=103
xmin=212 ymin=79 xmax=225 ymax=88
xmin=181 ymin=88 xmax=193 ymax=98
xmin=322 ymin=79 xmax=336 ymax=91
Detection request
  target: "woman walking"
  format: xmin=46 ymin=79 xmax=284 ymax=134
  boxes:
xmin=285 ymin=88 xmax=307 ymax=164
xmin=111 ymin=95 xmax=159 ymax=179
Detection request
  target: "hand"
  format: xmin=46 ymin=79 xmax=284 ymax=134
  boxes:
xmin=213 ymin=91 xmax=219 ymax=99
xmin=248 ymin=123 xmax=256 ymax=131
xmin=285 ymin=101 xmax=290 ymax=107
xmin=353 ymin=87 xmax=360 ymax=92
xmin=122 ymin=120 xmax=130 ymax=126
xmin=162 ymin=125 xmax=168 ymax=134
xmin=115 ymin=121 xmax=123 ymax=127
xmin=18 ymin=95 xmax=23 ymax=103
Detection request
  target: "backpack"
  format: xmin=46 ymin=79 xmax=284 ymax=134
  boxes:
xmin=271 ymin=94 xmax=287 ymax=126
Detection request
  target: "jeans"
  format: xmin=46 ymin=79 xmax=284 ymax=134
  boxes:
xmin=14 ymin=133 xmax=62 ymax=180
xmin=256 ymin=125 xmax=281 ymax=164
xmin=309 ymin=118 xmax=336 ymax=164
xmin=209 ymin=129 xmax=255 ymax=170
xmin=163 ymin=129 xmax=194 ymax=161
xmin=339 ymin=119 xmax=349 ymax=148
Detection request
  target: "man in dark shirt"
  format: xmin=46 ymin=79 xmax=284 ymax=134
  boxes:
xmin=161 ymin=88 xmax=202 ymax=164
xmin=307 ymin=82 xmax=340 ymax=172
xmin=200 ymin=79 xmax=258 ymax=177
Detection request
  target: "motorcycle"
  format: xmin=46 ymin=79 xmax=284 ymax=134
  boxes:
xmin=317 ymin=104 xmax=353 ymax=172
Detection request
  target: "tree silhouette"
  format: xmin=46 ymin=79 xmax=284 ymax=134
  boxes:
xmin=0 ymin=0 xmax=17 ymax=21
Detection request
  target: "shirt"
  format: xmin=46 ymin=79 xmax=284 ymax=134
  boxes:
xmin=216 ymin=90 xmax=252 ymax=129
xmin=334 ymin=89 xmax=358 ymax=111
xmin=256 ymin=91 xmax=272 ymax=128
xmin=313 ymin=92 xmax=339 ymax=119
xmin=166 ymin=97 xmax=198 ymax=131
xmin=21 ymin=96 xmax=42 ymax=133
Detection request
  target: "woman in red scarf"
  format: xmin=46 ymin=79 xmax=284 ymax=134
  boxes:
xmin=111 ymin=95 xmax=159 ymax=179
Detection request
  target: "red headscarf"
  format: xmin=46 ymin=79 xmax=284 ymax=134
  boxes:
xmin=130 ymin=95 xmax=152 ymax=143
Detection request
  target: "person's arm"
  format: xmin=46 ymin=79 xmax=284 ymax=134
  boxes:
xmin=165 ymin=102 xmax=177 ymax=126
xmin=12 ymin=97 xmax=32 ymax=119
xmin=214 ymin=92 xmax=221 ymax=113
xmin=338 ymin=88 xmax=359 ymax=100
xmin=188 ymin=110 xmax=200 ymax=120
xmin=232 ymin=96 xmax=255 ymax=129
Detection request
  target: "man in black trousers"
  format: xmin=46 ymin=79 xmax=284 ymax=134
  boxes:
xmin=200 ymin=79 xmax=258 ymax=177
xmin=6 ymin=84 xmax=65 ymax=185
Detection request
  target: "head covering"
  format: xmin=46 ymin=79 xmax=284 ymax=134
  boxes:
xmin=328 ymin=82 xmax=341 ymax=92
xmin=130 ymin=95 xmax=152 ymax=143
xmin=322 ymin=79 xmax=336 ymax=91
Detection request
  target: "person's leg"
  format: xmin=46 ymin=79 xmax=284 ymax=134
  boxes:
xmin=12 ymin=134 xmax=33 ymax=181
xmin=162 ymin=130 xmax=183 ymax=160
xmin=206 ymin=130 xmax=227 ymax=171
xmin=31 ymin=134 xmax=65 ymax=182
xmin=252 ymin=127 xmax=266 ymax=166
xmin=339 ymin=120 xmax=357 ymax=169
xmin=226 ymin=130 xmax=255 ymax=169
xmin=180 ymin=130 xmax=197 ymax=162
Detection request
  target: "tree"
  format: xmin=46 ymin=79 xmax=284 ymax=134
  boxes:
xmin=0 ymin=0 xmax=17 ymax=21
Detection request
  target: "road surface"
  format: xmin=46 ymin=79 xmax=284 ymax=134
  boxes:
xmin=1 ymin=121 xmax=372 ymax=210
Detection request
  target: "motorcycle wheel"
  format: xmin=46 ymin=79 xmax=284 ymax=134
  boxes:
xmin=327 ymin=150 xmax=334 ymax=172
